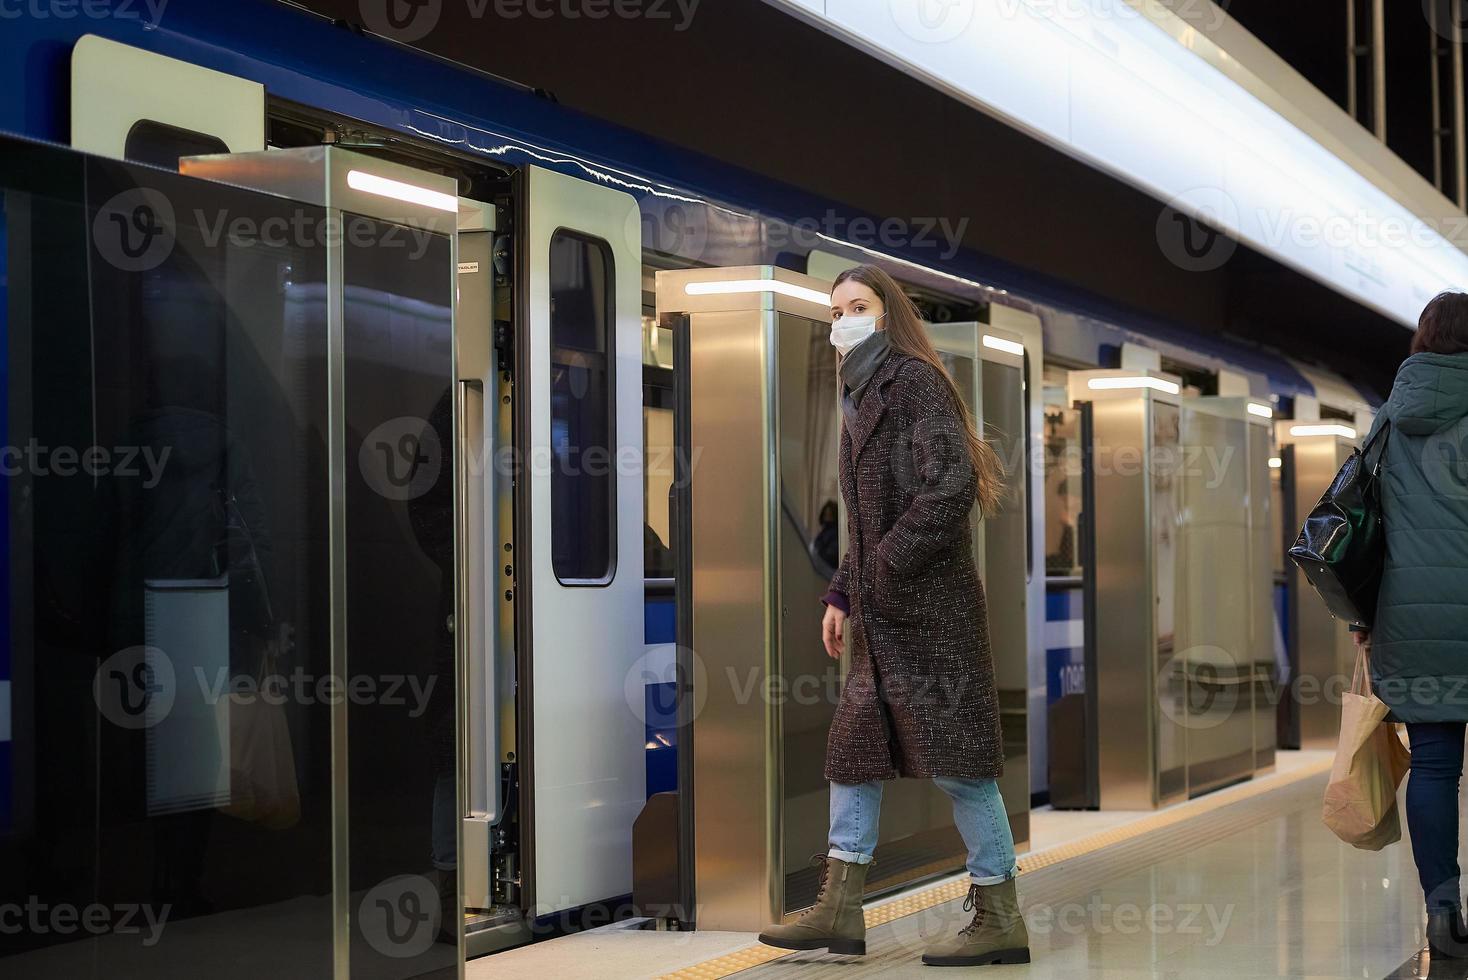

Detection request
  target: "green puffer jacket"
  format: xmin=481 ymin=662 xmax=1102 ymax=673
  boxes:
xmin=1367 ymin=351 xmax=1468 ymax=722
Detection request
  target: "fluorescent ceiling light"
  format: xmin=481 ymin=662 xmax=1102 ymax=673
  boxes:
xmin=1247 ymin=402 xmax=1274 ymax=419
xmin=1290 ymin=423 xmax=1357 ymax=439
xmin=346 ymin=169 xmax=457 ymax=213
xmin=982 ymin=335 xmax=1025 ymax=357
xmin=1086 ymin=376 xmax=1181 ymax=396
xmin=684 ymin=279 xmax=832 ymax=306
xmin=777 ymin=1 xmax=1468 ymax=327
xmin=1268 ymin=457 xmax=1283 ymax=469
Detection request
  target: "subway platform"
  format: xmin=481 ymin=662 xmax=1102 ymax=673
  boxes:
xmin=471 ymin=751 xmax=1449 ymax=980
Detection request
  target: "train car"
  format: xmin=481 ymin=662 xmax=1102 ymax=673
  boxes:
xmin=0 ymin=3 xmax=1383 ymax=975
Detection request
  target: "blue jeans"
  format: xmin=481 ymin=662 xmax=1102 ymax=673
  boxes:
xmin=1406 ymin=722 xmax=1466 ymax=910
xmin=827 ymin=778 xmax=1019 ymax=885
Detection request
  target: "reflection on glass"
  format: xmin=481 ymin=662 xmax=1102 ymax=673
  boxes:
xmin=776 ymin=314 xmax=844 ymax=911
xmin=549 ymin=232 xmax=615 ymax=584
xmin=2 ymin=145 xmax=334 ymax=976
xmin=1044 ymin=409 xmax=1085 ymax=577
xmin=342 ymin=219 xmax=456 ymax=976
xmin=1177 ymin=407 xmax=1255 ymax=793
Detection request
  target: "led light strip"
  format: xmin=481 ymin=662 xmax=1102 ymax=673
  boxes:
xmin=345 ymin=169 xmax=458 ymax=213
xmin=684 ymin=278 xmax=832 ymax=307
xmin=1247 ymin=402 xmax=1275 ymax=419
xmin=1086 ymin=376 xmax=1181 ymax=396
xmin=1289 ymin=423 xmax=1357 ymax=439
xmin=982 ymin=334 xmax=1026 ymax=357
xmin=773 ymin=1 xmax=1467 ymax=328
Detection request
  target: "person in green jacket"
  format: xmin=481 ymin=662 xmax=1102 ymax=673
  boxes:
xmin=1358 ymin=290 xmax=1468 ymax=957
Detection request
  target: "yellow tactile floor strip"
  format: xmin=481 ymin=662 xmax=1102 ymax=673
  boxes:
xmin=657 ymin=757 xmax=1332 ymax=980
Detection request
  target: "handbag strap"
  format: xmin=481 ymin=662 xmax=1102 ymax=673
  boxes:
xmin=1363 ymin=419 xmax=1392 ymax=476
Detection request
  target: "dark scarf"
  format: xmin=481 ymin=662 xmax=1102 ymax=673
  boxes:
xmin=839 ymin=330 xmax=891 ymax=425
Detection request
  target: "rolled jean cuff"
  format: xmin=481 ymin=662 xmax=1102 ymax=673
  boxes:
xmin=969 ymin=865 xmax=1018 ymax=886
xmin=827 ymin=848 xmax=873 ymax=865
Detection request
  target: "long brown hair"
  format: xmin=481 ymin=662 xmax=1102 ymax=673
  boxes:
xmin=833 ymin=264 xmax=1007 ymax=516
xmin=1413 ymin=290 xmax=1468 ymax=355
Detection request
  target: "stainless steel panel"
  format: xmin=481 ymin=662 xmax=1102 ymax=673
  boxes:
xmin=1177 ymin=401 xmax=1255 ymax=795
xmin=687 ymin=308 xmax=780 ymax=931
xmin=1089 ymin=395 xmax=1160 ymax=810
xmin=1286 ymin=434 xmax=1355 ymax=749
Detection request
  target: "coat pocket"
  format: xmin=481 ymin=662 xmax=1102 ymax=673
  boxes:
xmin=871 ymin=551 xmax=926 ymax=623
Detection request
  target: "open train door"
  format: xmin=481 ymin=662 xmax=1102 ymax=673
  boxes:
xmin=515 ymin=166 xmax=647 ymax=918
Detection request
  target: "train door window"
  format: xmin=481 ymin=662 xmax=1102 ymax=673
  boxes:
xmin=549 ymin=230 xmax=616 ymax=584
xmin=123 ymin=120 xmax=228 ymax=170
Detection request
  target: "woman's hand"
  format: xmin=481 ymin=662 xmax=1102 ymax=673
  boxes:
xmin=1353 ymin=629 xmax=1371 ymax=650
xmin=823 ymin=605 xmax=846 ymax=660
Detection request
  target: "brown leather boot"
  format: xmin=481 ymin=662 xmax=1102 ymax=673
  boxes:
xmin=758 ymin=855 xmax=869 ymax=955
xmin=922 ymin=878 xmax=1031 ymax=967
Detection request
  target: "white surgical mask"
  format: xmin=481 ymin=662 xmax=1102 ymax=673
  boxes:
xmin=830 ymin=313 xmax=885 ymax=355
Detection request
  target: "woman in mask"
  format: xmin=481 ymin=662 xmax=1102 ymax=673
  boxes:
xmin=758 ymin=264 xmax=1027 ymax=967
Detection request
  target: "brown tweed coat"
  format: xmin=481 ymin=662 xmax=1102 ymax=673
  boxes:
xmin=825 ymin=352 xmax=1004 ymax=784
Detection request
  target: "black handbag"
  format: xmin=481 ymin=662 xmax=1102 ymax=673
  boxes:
xmin=1288 ymin=423 xmax=1391 ymax=628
